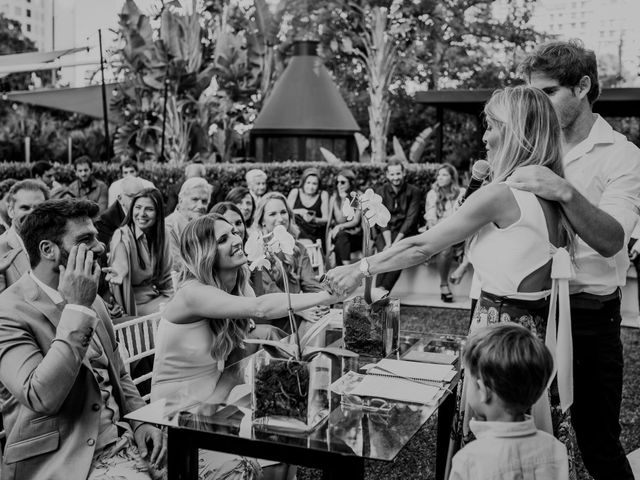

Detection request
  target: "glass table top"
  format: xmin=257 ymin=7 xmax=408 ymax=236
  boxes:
xmin=127 ymin=327 xmax=463 ymax=463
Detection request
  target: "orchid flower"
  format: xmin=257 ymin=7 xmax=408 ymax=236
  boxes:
xmin=245 ymin=225 xmax=296 ymax=271
xmin=342 ymin=188 xmax=390 ymax=228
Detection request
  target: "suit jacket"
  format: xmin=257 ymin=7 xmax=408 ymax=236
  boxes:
xmin=165 ymin=209 xmax=189 ymax=271
xmin=96 ymin=201 xmax=126 ymax=251
xmin=0 ymin=274 xmax=146 ymax=480
xmin=0 ymin=227 xmax=30 ymax=292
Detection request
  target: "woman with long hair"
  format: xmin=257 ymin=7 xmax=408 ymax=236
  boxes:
xmin=151 ymin=214 xmax=341 ymax=479
xmin=326 ymin=168 xmax=362 ymax=266
xmin=287 ymin=167 xmax=330 ymax=243
xmin=106 ymin=188 xmax=173 ymax=315
xmin=423 ymin=163 xmax=465 ymax=302
xmin=251 ymin=192 xmax=326 ymax=332
xmin=225 ymin=186 xmax=255 ymax=225
xmin=325 ymin=86 xmax=577 ymax=474
xmin=210 ymin=201 xmax=248 ymax=244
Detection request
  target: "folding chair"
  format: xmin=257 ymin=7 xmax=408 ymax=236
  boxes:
xmin=303 ymin=238 xmax=326 ymax=279
xmin=113 ymin=311 xmax=162 ymax=402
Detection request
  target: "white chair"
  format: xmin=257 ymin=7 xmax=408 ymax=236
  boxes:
xmin=113 ymin=311 xmax=162 ymax=402
xmin=303 ymin=238 xmax=326 ymax=279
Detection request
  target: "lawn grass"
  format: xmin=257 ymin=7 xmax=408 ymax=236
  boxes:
xmin=299 ymin=305 xmax=640 ymax=480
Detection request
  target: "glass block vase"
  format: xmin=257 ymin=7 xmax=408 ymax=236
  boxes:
xmin=342 ymin=296 xmax=400 ymax=357
xmin=252 ymin=350 xmax=332 ymax=432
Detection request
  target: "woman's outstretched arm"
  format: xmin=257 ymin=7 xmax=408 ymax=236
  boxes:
xmin=325 ymin=183 xmax=517 ymax=295
xmin=165 ymin=284 xmax=341 ymax=324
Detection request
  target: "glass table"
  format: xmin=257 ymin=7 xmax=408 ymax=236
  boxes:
xmin=126 ymin=325 xmax=463 ymax=480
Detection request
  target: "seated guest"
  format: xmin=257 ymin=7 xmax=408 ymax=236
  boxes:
xmin=0 ymin=180 xmax=49 ymax=292
xmin=245 ymin=168 xmax=268 ymax=204
xmin=225 ymin=186 xmax=255 ymax=225
xmin=326 ymin=168 xmax=362 ymax=266
xmin=210 ymin=201 xmax=248 ymax=243
xmin=68 ymin=156 xmax=108 ymax=212
xmin=96 ymin=176 xmax=148 ymax=251
xmin=287 ymin=167 xmax=329 ymax=243
xmin=251 ymin=192 xmax=325 ymax=332
xmin=106 ymin=188 xmax=173 ymax=316
xmin=449 ymin=323 xmax=569 ymax=480
xmin=108 ymin=159 xmax=154 ymax=206
xmin=152 ymin=214 xmax=341 ymax=479
xmin=0 ymin=178 xmax=17 ymax=234
xmin=31 ymin=160 xmax=61 ymax=192
xmin=0 ymin=199 xmax=164 ymax=480
xmin=165 ymin=178 xmax=212 ymax=270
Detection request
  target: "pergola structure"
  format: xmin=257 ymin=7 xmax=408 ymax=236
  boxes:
xmin=415 ymin=88 xmax=640 ymax=163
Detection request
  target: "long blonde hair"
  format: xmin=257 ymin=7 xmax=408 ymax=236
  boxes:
xmin=484 ymin=86 xmax=575 ymax=254
xmin=431 ymin=163 xmax=461 ymax=220
xmin=178 ymin=214 xmax=252 ymax=362
xmin=251 ymin=191 xmax=300 ymax=239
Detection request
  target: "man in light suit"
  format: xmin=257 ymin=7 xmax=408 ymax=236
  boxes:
xmin=0 ymin=179 xmax=49 ymax=292
xmin=0 ymin=199 xmax=165 ymax=480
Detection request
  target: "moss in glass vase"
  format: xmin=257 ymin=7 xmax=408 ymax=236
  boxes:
xmin=343 ymin=296 xmax=399 ymax=357
xmin=254 ymin=360 xmax=310 ymax=422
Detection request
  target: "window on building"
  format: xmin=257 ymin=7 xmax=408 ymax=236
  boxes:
xmin=26 ymin=24 xmax=31 ymax=32
xmin=26 ymin=9 xmax=31 ymax=17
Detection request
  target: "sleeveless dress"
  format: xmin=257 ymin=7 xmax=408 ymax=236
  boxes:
xmin=293 ymin=189 xmax=325 ymax=242
xmin=446 ymin=187 xmax=577 ymax=478
xmin=151 ymin=320 xmax=262 ymax=480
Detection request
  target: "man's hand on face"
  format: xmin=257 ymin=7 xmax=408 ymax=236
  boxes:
xmin=58 ymin=244 xmax=101 ymax=308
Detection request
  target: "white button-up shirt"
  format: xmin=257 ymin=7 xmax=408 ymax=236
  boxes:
xmin=564 ymin=115 xmax=640 ymax=295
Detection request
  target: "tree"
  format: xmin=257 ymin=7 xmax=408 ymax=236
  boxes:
xmin=0 ymin=14 xmax=37 ymax=93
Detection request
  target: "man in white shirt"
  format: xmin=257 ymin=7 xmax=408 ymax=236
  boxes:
xmin=107 ymin=160 xmax=154 ymax=207
xmin=512 ymin=40 xmax=640 ymax=480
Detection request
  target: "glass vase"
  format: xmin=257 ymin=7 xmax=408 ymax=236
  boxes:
xmin=342 ymin=295 xmax=400 ymax=357
xmin=252 ymin=349 xmax=332 ymax=432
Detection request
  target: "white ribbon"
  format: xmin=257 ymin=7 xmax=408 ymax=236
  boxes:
xmin=544 ymin=247 xmax=574 ymax=412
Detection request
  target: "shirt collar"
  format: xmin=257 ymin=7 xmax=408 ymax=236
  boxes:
xmin=29 ymin=271 xmax=64 ymax=305
xmin=564 ymin=114 xmax=615 ymax=164
xmin=469 ymin=414 xmax=537 ymax=439
xmin=134 ymin=225 xmax=146 ymax=240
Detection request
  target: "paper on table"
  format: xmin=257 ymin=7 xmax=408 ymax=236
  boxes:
xmin=350 ymin=375 xmax=441 ymax=405
xmin=369 ymin=358 xmax=456 ymax=383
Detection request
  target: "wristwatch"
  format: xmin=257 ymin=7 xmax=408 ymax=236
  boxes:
xmin=359 ymin=257 xmax=372 ymax=278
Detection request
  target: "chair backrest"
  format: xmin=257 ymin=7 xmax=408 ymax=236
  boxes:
xmin=304 ymin=239 xmax=326 ymax=278
xmin=113 ymin=311 xmax=162 ymax=402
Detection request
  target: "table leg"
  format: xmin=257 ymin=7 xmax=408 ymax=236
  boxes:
xmin=322 ymin=456 xmax=364 ymax=480
xmin=435 ymin=385 xmax=457 ymax=480
xmin=167 ymin=427 xmax=198 ymax=480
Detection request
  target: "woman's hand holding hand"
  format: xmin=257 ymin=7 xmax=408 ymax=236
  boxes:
xmin=324 ymin=263 xmax=362 ymax=297
xmin=298 ymin=306 xmax=328 ymax=323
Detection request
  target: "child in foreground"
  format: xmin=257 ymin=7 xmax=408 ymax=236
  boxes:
xmin=448 ymin=323 xmax=569 ymax=480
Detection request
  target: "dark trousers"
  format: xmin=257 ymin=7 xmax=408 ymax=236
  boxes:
xmin=333 ymin=230 xmax=362 ymax=265
xmin=629 ymin=238 xmax=640 ymax=310
xmin=570 ymin=297 xmax=634 ymax=480
xmin=374 ymin=232 xmax=402 ymax=292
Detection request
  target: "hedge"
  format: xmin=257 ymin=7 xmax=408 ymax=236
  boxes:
xmin=0 ymin=161 xmax=441 ymax=209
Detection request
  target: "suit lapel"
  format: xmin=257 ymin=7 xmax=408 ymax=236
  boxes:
xmin=22 ymin=275 xmax=63 ymax=330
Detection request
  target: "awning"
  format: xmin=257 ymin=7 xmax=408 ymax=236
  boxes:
xmin=414 ymin=88 xmax=640 ymax=117
xmin=0 ymin=47 xmax=90 ymax=67
xmin=5 ymin=83 xmax=120 ymax=120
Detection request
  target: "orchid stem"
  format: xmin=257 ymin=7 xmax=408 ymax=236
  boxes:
xmin=276 ymin=257 xmax=301 ymax=360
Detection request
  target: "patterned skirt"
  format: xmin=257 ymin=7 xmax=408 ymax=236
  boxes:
xmin=445 ymin=291 xmax=578 ymax=479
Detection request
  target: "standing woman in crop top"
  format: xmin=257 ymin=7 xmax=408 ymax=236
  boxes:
xmin=287 ymin=167 xmax=329 ymax=243
xmin=324 ymin=86 xmax=578 ymax=477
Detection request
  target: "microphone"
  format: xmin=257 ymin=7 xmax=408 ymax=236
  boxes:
xmin=457 ymin=160 xmax=491 ymax=207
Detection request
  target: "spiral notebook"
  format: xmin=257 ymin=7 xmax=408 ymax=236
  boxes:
xmin=368 ymin=359 xmax=456 ymax=383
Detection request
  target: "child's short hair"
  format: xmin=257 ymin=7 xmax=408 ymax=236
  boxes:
xmin=463 ymin=323 xmax=553 ymax=414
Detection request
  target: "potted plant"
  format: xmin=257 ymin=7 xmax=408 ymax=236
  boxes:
xmin=341 ymin=189 xmax=400 ymax=357
xmin=245 ymin=226 xmax=355 ymax=431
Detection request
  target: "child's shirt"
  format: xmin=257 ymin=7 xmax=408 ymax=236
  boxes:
xmin=449 ymin=415 xmax=569 ymax=480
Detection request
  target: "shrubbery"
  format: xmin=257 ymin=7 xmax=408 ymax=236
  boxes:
xmin=0 ymin=161 xmax=440 ymax=207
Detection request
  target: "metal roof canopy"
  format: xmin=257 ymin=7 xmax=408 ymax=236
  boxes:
xmin=414 ymin=88 xmax=640 ymax=163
